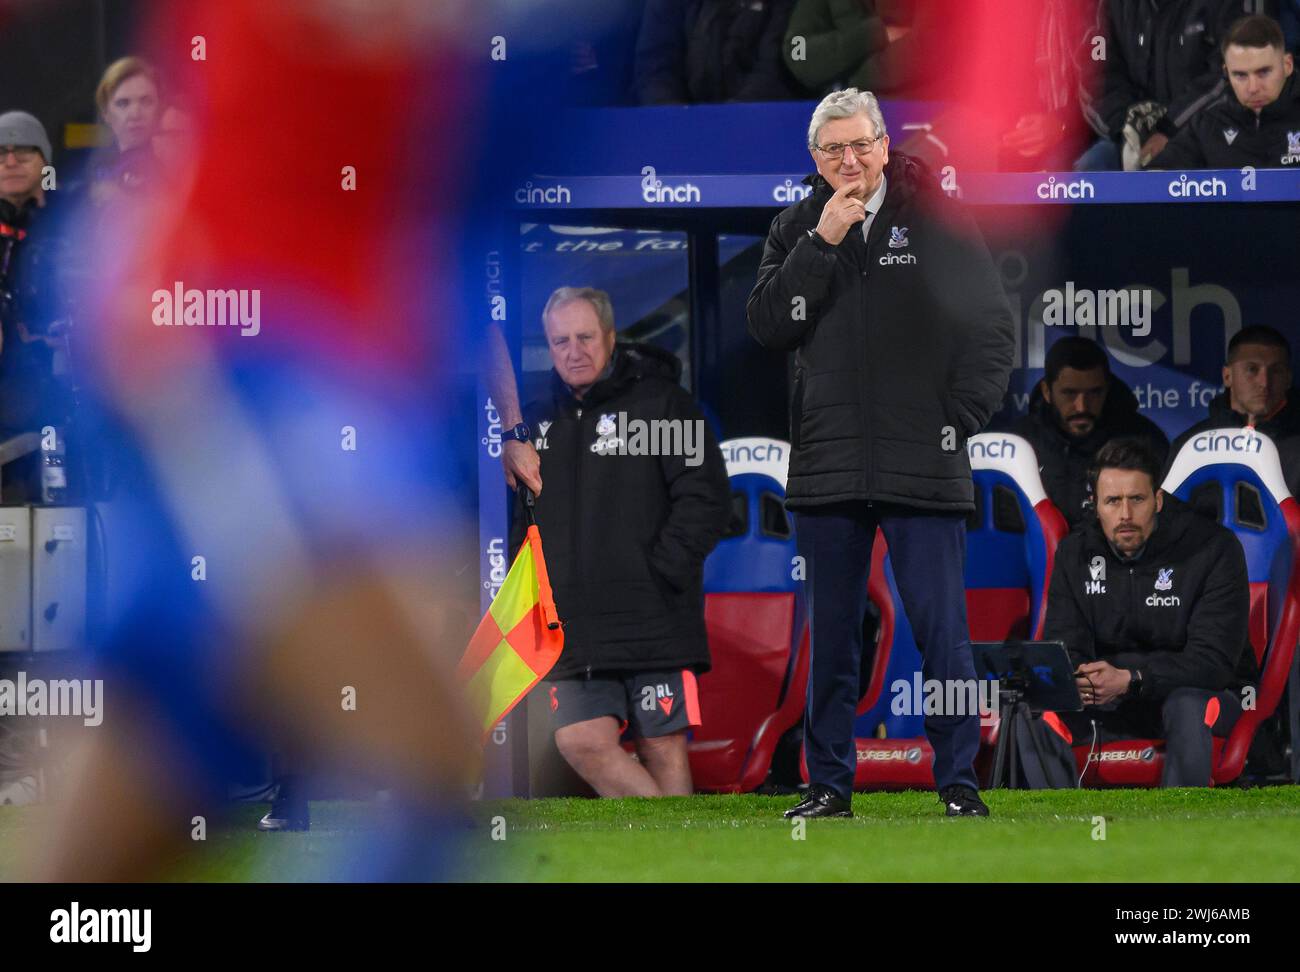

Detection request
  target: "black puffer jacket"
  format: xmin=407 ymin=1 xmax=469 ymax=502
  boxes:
xmin=1167 ymin=389 xmax=1300 ymax=498
xmin=1010 ymin=375 xmax=1170 ymax=529
xmin=1081 ymin=0 xmax=1248 ymax=140
xmin=512 ymin=343 xmax=730 ymax=680
xmin=1045 ymin=495 xmax=1257 ymax=701
xmin=1151 ymin=70 xmax=1300 ymax=169
xmin=746 ymin=153 xmax=1014 ymax=512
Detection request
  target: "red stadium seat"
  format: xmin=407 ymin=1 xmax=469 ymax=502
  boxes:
xmin=688 ymin=437 xmax=808 ymax=792
xmin=1073 ymin=429 xmax=1300 ymax=786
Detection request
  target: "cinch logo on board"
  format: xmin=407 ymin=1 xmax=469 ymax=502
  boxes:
xmin=1167 ymin=174 xmax=1227 ymax=198
xmin=1191 ymin=431 xmax=1263 ymax=453
xmin=967 ymin=438 xmax=1016 ymax=459
xmin=1036 ymin=176 xmax=1095 ymax=200
xmin=773 ymin=179 xmax=811 ymax=202
xmin=514 ymin=181 xmax=571 ymax=205
xmin=643 ymin=180 xmax=701 ymax=204
xmin=484 ymin=537 xmax=507 ymax=600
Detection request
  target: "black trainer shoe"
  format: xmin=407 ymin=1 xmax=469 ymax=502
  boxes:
xmin=783 ymin=783 xmax=852 ymax=819
xmin=939 ymin=784 xmax=989 ymax=817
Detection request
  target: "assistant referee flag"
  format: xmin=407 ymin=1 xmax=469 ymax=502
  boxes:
xmin=458 ymin=521 xmax=564 ymax=738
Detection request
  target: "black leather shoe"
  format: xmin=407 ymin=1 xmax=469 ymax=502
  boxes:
xmin=783 ymin=784 xmax=852 ymax=818
xmin=939 ymin=785 xmax=989 ymax=817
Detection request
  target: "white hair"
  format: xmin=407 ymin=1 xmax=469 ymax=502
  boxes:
xmin=806 ymin=88 xmax=888 ymax=149
xmin=542 ymin=286 xmax=615 ymax=333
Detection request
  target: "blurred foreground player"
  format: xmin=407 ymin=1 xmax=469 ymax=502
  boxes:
xmin=515 ymin=287 xmax=729 ymax=796
xmin=747 ymin=88 xmax=1014 ymax=817
xmin=22 ymin=0 xmax=483 ymax=881
xmin=1031 ymin=439 xmax=1256 ymax=787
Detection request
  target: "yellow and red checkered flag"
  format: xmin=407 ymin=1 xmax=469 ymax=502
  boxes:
xmin=458 ymin=496 xmax=563 ymax=739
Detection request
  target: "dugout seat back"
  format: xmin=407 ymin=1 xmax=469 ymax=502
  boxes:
xmin=964 ymin=433 xmax=1069 ymax=640
xmin=1077 ymin=429 xmax=1300 ymax=786
xmin=692 ymin=438 xmax=807 ymax=792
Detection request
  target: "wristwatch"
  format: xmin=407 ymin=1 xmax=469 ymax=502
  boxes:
xmin=504 ymin=422 xmax=530 ymax=443
xmin=1126 ymin=668 xmax=1143 ymax=698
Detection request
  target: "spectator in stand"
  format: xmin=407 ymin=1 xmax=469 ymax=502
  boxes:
xmin=1010 ymin=337 xmax=1168 ymax=529
xmin=1075 ymin=0 xmax=1248 ymax=171
xmin=90 ymin=57 xmax=163 ymax=207
xmin=634 ymin=0 xmax=802 ymax=105
xmin=0 ymin=110 xmax=71 ymax=503
xmin=782 ymin=0 xmax=916 ymax=97
xmin=1150 ymin=14 xmax=1300 ymax=169
xmin=1167 ymin=325 xmax=1300 ymax=497
xmin=997 ymin=0 xmax=1100 ymax=171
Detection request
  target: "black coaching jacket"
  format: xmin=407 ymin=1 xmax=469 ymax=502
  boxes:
xmin=511 ymin=343 xmax=730 ymax=681
xmin=746 ymin=152 xmax=1014 ymax=512
xmin=1044 ymin=496 xmax=1258 ymax=702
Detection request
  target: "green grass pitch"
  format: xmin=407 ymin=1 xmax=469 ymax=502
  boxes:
xmin=2 ymin=788 xmax=1298 ymax=881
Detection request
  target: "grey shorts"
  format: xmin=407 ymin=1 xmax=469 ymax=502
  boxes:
xmin=547 ymin=669 xmax=701 ymax=738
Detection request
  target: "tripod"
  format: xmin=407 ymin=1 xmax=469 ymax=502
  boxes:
xmin=985 ymin=676 xmax=1057 ymax=789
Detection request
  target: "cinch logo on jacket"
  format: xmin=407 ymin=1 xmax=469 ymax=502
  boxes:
xmin=880 ymin=225 xmax=916 ymax=266
xmin=1284 ymin=131 xmax=1300 ymax=165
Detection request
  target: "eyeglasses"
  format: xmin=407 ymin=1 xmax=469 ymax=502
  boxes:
xmin=812 ymin=135 xmax=884 ymax=160
xmin=0 ymin=146 xmax=40 ymax=163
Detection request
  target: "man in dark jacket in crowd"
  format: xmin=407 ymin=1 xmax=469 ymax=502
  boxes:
xmin=1031 ymin=438 xmax=1255 ymax=787
xmin=1167 ymin=325 xmax=1300 ymax=497
xmin=1151 ymin=14 xmax=1300 ymax=169
xmin=747 ymin=88 xmax=1014 ymax=818
xmin=634 ymin=0 xmax=801 ymax=104
xmin=1010 ymin=336 xmax=1168 ymax=529
xmin=0 ymin=110 xmax=73 ymax=503
xmin=513 ymin=286 xmax=729 ymax=797
xmin=1076 ymin=0 xmax=1248 ymax=169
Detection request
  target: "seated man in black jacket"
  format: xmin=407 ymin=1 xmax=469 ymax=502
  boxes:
xmin=512 ymin=286 xmax=730 ymax=797
xmin=1010 ymin=337 xmax=1168 ymax=529
xmin=1031 ymin=438 xmax=1256 ymax=787
xmin=1168 ymin=325 xmax=1300 ymax=498
xmin=1150 ymin=14 xmax=1300 ymax=170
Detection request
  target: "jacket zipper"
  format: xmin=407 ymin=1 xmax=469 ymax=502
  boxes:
xmin=859 ymin=225 xmax=873 ymax=496
xmin=574 ymin=402 xmax=591 ymax=680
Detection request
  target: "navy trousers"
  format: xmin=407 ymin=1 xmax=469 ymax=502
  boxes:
xmin=794 ymin=501 xmax=980 ymax=799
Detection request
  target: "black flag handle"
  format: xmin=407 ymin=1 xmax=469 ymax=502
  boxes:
xmin=521 ymin=486 xmax=537 ymax=527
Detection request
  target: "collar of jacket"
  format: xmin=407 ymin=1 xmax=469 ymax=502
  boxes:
xmin=1223 ymin=69 xmax=1300 ymax=126
xmin=1081 ymin=493 xmax=1194 ymax=565
xmin=1026 ymin=373 xmax=1145 ymax=452
xmin=800 ymin=151 xmax=935 ymax=207
xmin=1205 ymin=387 xmax=1300 ymax=436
